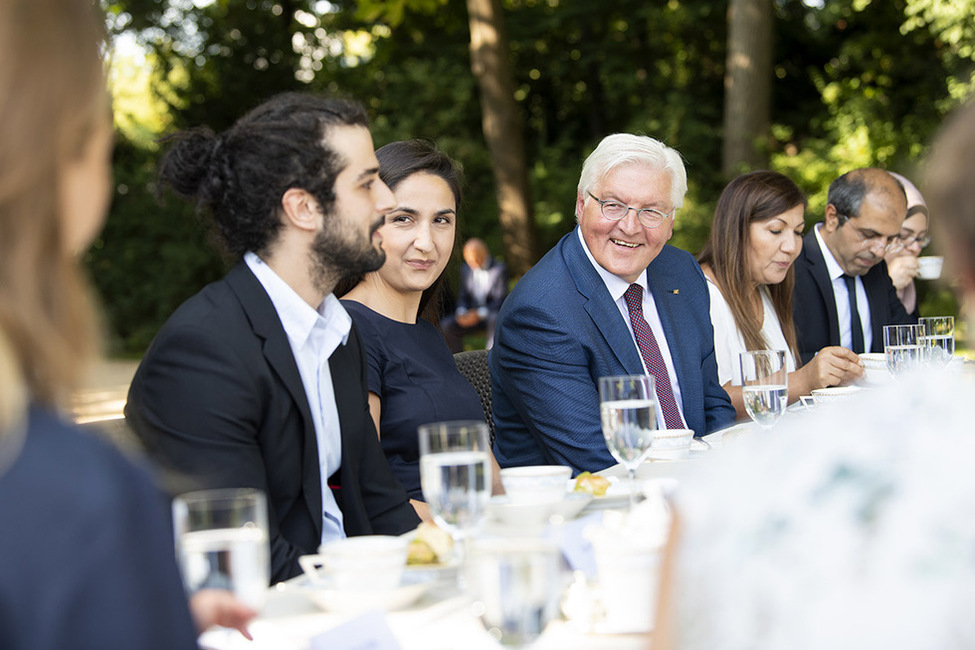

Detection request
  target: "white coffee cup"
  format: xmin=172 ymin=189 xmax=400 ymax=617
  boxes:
xmin=499 ymin=465 xmax=572 ymax=505
xmin=917 ymin=256 xmax=944 ymax=280
xmin=299 ymin=535 xmax=407 ymax=591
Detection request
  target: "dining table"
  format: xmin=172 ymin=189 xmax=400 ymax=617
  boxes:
xmin=197 ymin=428 xmax=740 ymax=650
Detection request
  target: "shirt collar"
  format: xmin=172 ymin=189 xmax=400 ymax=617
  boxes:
xmin=814 ymin=223 xmax=846 ymax=282
xmin=576 ymin=226 xmax=648 ymax=302
xmin=244 ymin=251 xmax=351 ymax=354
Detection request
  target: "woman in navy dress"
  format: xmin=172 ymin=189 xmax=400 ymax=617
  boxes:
xmin=339 ymin=140 xmax=503 ymax=520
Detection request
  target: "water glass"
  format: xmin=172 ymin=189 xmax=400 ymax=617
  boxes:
xmin=919 ymin=316 xmax=954 ymax=368
xmin=418 ymin=420 xmax=491 ymax=543
xmin=884 ymin=324 xmax=924 ymax=377
xmin=172 ymin=488 xmax=270 ymax=611
xmin=598 ymin=375 xmax=657 ymax=509
xmin=739 ymin=350 xmax=788 ymax=429
xmin=467 ymin=538 xmax=563 ymax=647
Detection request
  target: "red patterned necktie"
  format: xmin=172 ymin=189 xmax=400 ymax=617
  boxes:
xmin=623 ymin=284 xmax=685 ymax=429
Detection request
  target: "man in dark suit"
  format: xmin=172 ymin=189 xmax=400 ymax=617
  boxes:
xmin=441 ymin=238 xmax=508 ymax=352
xmin=490 ymin=134 xmax=736 ymax=474
xmin=125 ymin=93 xmax=420 ymax=583
xmin=793 ymin=168 xmax=917 ymax=364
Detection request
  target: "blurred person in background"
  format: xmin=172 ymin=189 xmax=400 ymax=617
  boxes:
xmin=0 ymin=1 xmax=253 ymax=647
xmin=884 ymin=172 xmax=930 ymax=314
xmin=441 ymin=237 xmax=508 ymax=352
xmin=337 ymin=140 xmax=504 ymax=519
xmin=698 ymin=171 xmax=862 ymax=418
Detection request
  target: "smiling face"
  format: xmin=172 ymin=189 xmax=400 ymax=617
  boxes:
xmin=374 ymin=172 xmax=457 ymax=296
xmin=576 ymin=162 xmax=674 ymax=283
xmin=746 ymin=204 xmax=805 ymax=287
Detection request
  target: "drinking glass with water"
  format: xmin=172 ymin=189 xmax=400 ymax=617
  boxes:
xmin=739 ymin=350 xmax=788 ymax=429
xmin=598 ymin=374 xmax=657 ymax=509
xmin=919 ymin=316 xmax=954 ymax=368
xmin=884 ymin=323 xmax=924 ymax=377
xmin=172 ymin=488 xmax=270 ymax=615
xmin=418 ymin=420 xmax=491 ymax=564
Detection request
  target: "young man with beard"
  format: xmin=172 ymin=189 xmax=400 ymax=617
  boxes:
xmin=125 ymin=93 xmax=421 ymax=583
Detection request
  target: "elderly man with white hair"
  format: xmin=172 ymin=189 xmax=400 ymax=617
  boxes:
xmin=489 ymin=133 xmax=735 ymax=475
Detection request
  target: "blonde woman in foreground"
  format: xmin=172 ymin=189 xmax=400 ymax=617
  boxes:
xmin=0 ymin=1 xmax=252 ymax=647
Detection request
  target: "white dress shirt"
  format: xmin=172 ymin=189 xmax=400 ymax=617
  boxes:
xmin=245 ymin=252 xmax=349 ymax=545
xmin=576 ymin=229 xmax=687 ymax=429
xmin=814 ymin=225 xmax=873 ymax=352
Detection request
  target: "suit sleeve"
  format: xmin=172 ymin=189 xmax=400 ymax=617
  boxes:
xmin=125 ymin=323 xmax=303 ymax=583
xmin=492 ymin=299 xmax=613 ymax=474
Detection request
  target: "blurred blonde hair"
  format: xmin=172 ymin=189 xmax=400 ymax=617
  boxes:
xmin=0 ymin=0 xmax=106 ymax=415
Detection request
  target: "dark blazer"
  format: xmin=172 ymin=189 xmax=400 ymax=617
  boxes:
xmin=126 ymin=262 xmax=419 ymax=583
xmin=0 ymin=406 xmax=198 ymax=650
xmin=793 ymin=230 xmax=918 ymax=364
xmin=490 ymin=229 xmax=736 ymax=474
xmin=456 ymin=257 xmax=508 ymax=316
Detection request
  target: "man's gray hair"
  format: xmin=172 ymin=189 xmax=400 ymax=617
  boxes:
xmin=577 ymin=133 xmax=688 ymax=218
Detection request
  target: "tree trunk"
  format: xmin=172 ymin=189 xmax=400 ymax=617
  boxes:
xmin=466 ymin=0 xmax=538 ymax=276
xmin=722 ymin=0 xmax=773 ymax=177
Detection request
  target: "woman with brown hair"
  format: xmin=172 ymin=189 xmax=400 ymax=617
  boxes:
xmin=698 ymin=171 xmax=862 ymax=417
xmin=0 ymin=1 xmax=251 ymax=646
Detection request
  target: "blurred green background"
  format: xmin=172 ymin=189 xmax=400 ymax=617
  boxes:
xmin=94 ymin=0 xmax=973 ymax=355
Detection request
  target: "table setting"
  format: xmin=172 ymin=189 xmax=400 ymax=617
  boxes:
xmin=181 ymin=369 xmax=722 ymax=649
xmin=181 ymin=318 xmax=968 ymax=649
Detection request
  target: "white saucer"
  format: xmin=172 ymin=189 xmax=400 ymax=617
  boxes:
xmin=294 ymin=571 xmax=430 ymax=614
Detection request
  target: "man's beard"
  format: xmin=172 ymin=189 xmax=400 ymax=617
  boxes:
xmin=310 ymin=214 xmax=386 ymax=295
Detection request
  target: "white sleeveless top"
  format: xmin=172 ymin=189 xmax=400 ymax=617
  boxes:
xmin=706 ymin=278 xmax=797 ymax=386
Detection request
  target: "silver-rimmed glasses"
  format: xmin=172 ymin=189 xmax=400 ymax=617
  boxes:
xmin=587 ymin=192 xmax=674 ymax=229
xmin=837 ymin=213 xmax=901 ymax=253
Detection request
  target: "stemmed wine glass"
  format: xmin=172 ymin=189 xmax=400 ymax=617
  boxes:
xmin=739 ymin=350 xmax=788 ymax=429
xmin=919 ymin=316 xmax=955 ymax=368
xmin=598 ymin=374 xmax=657 ymax=509
xmin=884 ymin=323 xmax=924 ymax=378
xmin=173 ymin=488 xmax=270 ymax=644
xmin=418 ymin=420 xmax=491 ymax=567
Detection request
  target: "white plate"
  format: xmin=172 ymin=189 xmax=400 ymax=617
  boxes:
xmin=578 ymin=477 xmax=642 ymax=511
xmin=293 ymin=571 xmax=431 ymax=614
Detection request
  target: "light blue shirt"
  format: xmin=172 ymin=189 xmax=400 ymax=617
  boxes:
xmin=576 ymin=228 xmax=687 ymax=429
xmin=814 ymin=224 xmax=873 ymax=352
xmin=244 ymin=252 xmax=349 ymax=546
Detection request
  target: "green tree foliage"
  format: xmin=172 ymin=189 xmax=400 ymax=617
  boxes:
xmin=95 ymin=0 xmax=971 ymax=352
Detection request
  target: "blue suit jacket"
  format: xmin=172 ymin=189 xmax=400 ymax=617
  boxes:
xmin=490 ymin=229 xmax=735 ymax=474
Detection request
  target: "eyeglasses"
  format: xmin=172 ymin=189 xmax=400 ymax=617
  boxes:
xmin=894 ymin=232 xmax=931 ymax=249
xmin=587 ymin=192 xmax=674 ymax=229
xmin=836 ymin=213 xmax=901 ymax=253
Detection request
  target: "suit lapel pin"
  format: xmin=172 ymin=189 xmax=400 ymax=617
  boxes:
xmin=670 ymin=289 xmax=679 ymax=295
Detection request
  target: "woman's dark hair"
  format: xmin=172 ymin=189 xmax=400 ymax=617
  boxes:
xmin=157 ymin=92 xmax=368 ymax=258
xmin=698 ymin=170 xmax=806 ymax=361
xmin=336 ymin=139 xmax=463 ymax=325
